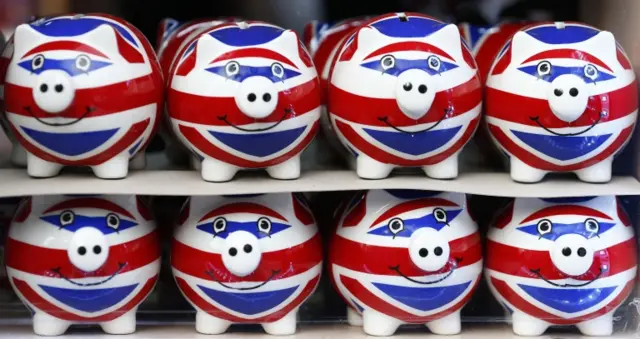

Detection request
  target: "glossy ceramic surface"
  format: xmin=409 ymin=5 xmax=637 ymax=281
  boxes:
xmin=5 ymin=195 xmax=161 ymax=335
xmin=3 ymin=14 xmax=164 ymax=179
xmin=485 ymin=22 xmax=638 ymax=183
xmin=171 ymin=193 xmax=322 ymax=335
xmin=166 ymin=21 xmax=321 ymax=182
xmin=485 ymin=196 xmax=637 ymax=336
xmin=329 ymin=189 xmax=482 ymax=336
xmin=328 ymin=12 xmax=482 ymax=179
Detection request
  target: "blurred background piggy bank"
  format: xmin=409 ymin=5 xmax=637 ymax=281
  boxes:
xmin=485 ymin=22 xmax=638 ymax=183
xmin=329 ymin=190 xmax=482 ymax=336
xmin=3 ymin=14 xmax=164 ymax=179
xmin=328 ymin=13 xmax=482 ymax=180
xmin=167 ymin=21 xmax=321 ymax=182
xmin=486 ymin=196 xmax=637 ymax=336
xmin=172 ymin=193 xmax=322 ymax=335
xmin=5 ymin=195 xmax=161 ymax=335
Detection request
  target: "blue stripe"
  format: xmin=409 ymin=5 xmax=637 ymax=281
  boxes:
xmin=39 ymin=284 xmax=138 ymax=313
xmin=40 ymin=214 xmax=138 ymax=234
xmin=363 ymin=126 xmax=462 ymax=156
xmin=524 ymin=25 xmax=600 ymax=44
xmin=511 ymin=130 xmax=612 ymax=161
xmin=198 ymin=285 xmax=298 ymax=315
xmin=368 ymin=209 xmax=462 ymax=237
xmin=210 ymin=126 xmax=306 ymax=158
xmin=18 ymin=58 xmax=112 ymax=76
xmin=384 ymin=190 xmax=441 ymax=200
xmin=31 ymin=17 xmax=138 ymax=47
xmin=21 ymin=126 xmax=119 ymax=157
xmin=210 ymin=25 xmax=285 ymax=46
xmin=517 ymin=221 xmax=616 ymax=240
xmin=196 ymin=220 xmax=290 ymax=239
xmin=370 ymin=16 xmax=447 ymax=38
xmin=517 ymin=64 xmax=616 ymax=83
xmin=206 ymin=65 xmax=301 ymax=82
xmin=518 ymin=284 xmax=617 ymax=313
xmin=373 ymin=281 xmax=471 ymax=312
xmin=361 ymin=58 xmax=458 ymax=76
xmin=128 ymin=138 xmax=143 ymax=155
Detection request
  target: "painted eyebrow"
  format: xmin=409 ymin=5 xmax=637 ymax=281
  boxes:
xmin=198 ymin=202 xmax=287 ymax=222
xmin=364 ymin=41 xmax=455 ymax=62
xmin=22 ymin=41 xmax=109 ymax=59
xmin=520 ymin=205 xmax=612 ymax=224
xmin=44 ymin=198 xmax=134 ymax=219
xmin=520 ymin=48 xmax=612 ymax=72
xmin=210 ymin=47 xmax=297 ymax=68
xmin=370 ymin=198 xmax=458 ymax=228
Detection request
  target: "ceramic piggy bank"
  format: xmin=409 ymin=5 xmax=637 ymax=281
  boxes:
xmin=5 ymin=195 xmax=161 ymax=335
xmin=172 ymin=193 xmax=322 ymax=335
xmin=486 ymin=196 xmax=637 ymax=336
xmin=3 ymin=14 xmax=164 ymax=179
xmin=1 ymin=31 xmax=28 ymax=166
xmin=328 ymin=13 xmax=482 ymax=179
xmin=167 ymin=21 xmax=321 ymax=182
xmin=485 ymin=22 xmax=638 ymax=183
xmin=329 ymin=190 xmax=482 ymax=336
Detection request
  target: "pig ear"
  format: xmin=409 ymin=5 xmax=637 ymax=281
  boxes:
xmin=82 ymin=24 xmax=119 ymax=55
xmin=272 ymin=30 xmax=300 ymax=55
xmin=12 ymin=24 xmax=44 ymax=58
xmin=509 ymin=30 xmax=545 ymax=64
xmin=581 ymin=31 xmax=618 ymax=67
xmin=355 ymin=26 xmax=380 ymax=49
xmin=428 ymin=24 xmax=464 ymax=62
xmin=157 ymin=18 xmax=181 ymax=46
xmin=194 ymin=35 xmax=226 ymax=66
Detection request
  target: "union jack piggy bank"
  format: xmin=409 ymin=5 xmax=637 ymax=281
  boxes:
xmin=5 ymin=195 xmax=161 ymax=335
xmin=328 ymin=13 xmax=482 ymax=179
xmin=485 ymin=22 xmax=638 ymax=183
xmin=330 ymin=190 xmax=482 ymax=336
xmin=172 ymin=193 xmax=322 ymax=335
xmin=486 ymin=196 xmax=637 ymax=336
xmin=3 ymin=14 xmax=164 ymax=179
xmin=167 ymin=21 xmax=321 ymax=182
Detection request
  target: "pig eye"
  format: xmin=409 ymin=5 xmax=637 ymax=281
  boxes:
xmin=106 ymin=213 xmax=120 ymax=230
xmin=75 ymin=54 xmax=91 ymax=72
xmin=427 ymin=55 xmax=441 ymax=71
xmin=537 ymin=219 xmax=552 ymax=235
xmin=31 ymin=55 xmax=45 ymax=71
xmin=59 ymin=210 xmax=74 ymax=226
xmin=583 ymin=64 xmax=598 ymax=81
xmin=225 ymin=61 xmax=240 ymax=77
xmin=212 ymin=217 xmax=227 ymax=234
xmin=380 ymin=55 xmax=395 ymax=70
xmin=585 ymin=218 xmax=599 ymax=233
xmin=388 ymin=218 xmax=404 ymax=235
xmin=433 ymin=208 xmax=448 ymax=224
xmin=536 ymin=61 xmax=552 ymax=77
xmin=271 ymin=63 xmax=284 ymax=78
xmin=258 ymin=217 xmax=272 ymax=234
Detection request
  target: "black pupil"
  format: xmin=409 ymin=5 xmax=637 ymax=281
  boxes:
xmin=274 ymin=66 xmax=281 ymax=74
xmin=430 ymin=58 xmax=438 ymax=66
xmin=540 ymin=223 xmax=549 ymax=231
xmin=588 ymin=222 xmax=596 ymax=230
xmin=215 ymin=220 xmax=224 ymax=230
xmin=34 ymin=57 xmax=42 ymax=66
xmin=62 ymin=213 xmax=71 ymax=222
xmin=79 ymin=58 xmax=87 ymax=67
xmin=587 ymin=67 xmax=594 ymax=75
xmin=229 ymin=64 xmax=237 ymax=73
xmin=436 ymin=211 xmax=444 ymax=219
xmin=391 ymin=221 xmax=401 ymax=230
xmin=109 ymin=216 xmax=117 ymax=225
xmin=540 ymin=64 xmax=548 ymax=73
xmin=383 ymin=58 xmax=392 ymax=66
xmin=260 ymin=220 xmax=269 ymax=229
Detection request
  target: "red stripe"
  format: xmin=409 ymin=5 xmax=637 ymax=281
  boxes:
xmin=342 ymin=193 xmax=367 ymax=227
xmin=312 ymin=28 xmax=356 ymax=76
xmin=171 ymin=234 xmax=322 ymax=283
xmin=136 ymin=197 xmax=153 ymax=221
xmin=371 ymin=198 xmax=458 ymax=227
xmin=329 ymin=76 xmax=481 ymax=126
xmin=365 ymin=41 xmax=454 ymax=61
xmin=617 ymin=49 xmax=632 ymax=70
xmin=175 ymin=275 xmax=319 ymax=322
xmin=10 ymin=118 xmax=151 ymax=166
xmin=486 ymin=82 xmax=638 ymax=128
xmin=175 ymin=47 xmax=197 ymax=76
xmin=521 ymin=205 xmax=612 ymax=223
xmin=330 ymin=232 xmax=482 ymax=277
xmin=199 ymin=202 xmax=286 ymax=222
xmin=461 ymin=42 xmax=477 ymax=69
xmin=494 ymin=201 xmax=514 ymax=229
xmin=44 ymin=198 xmax=134 ymax=219
xmin=473 ymin=23 xmax=525 ymax=83
xmin=616 ymin=198 xmax=631 ymax=227
xmin=23 ymin=41 xmax=108 ymax=59
xmin=115 ymin=31 xmax=145 ymax=64
xmin=13 ymin=197 xmax=31 ymax=223
xmin=490 ymin=277 xmax=633 ymax=325
xmin=292 ymin=195 xmax=314 ymax=226
xmin=13 ymin=276 xmax=157 ymax=322
xmin=335 ymin=116 xmax=479 ymax=166
xmin=179 ymin=121 xmax=319 ymax=168
xmin=211 ymin=48 xmax=297 ymax=68
xmin=168 ymin=78 xmax=320 ymax=125
xmin=486 ymin=238 xmax=637 ymax=279
xmin=522 ymin=49 xmax=612 ymax=72
xmin=6 ymin=231 xmax=160 ymax=279
xmin=488 ymin=123 xmax=634 ymax=171
xmin=490 ymin=44 xmax=512 ymax=75
xmin=339 ymin=274 xmax=478 ymax=323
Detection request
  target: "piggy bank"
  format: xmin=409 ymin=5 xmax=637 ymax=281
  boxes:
xmin=485 ymin=22 xmax=638 ymax=183
xmin=328 ymin=13 xmax=482 ymax=179
xmin=3 ymin=14 xmax=164 ymax=179
xmin=5 ymin=195 xmax=161 ymax=335
xmin=167 ymin=21 xmax=321 ymax=182
xmin=172 ymin=193 xmax=322 ymax=335
xmin=329 ymin=189 xmax=482 ymax=336
xmin=486 ymin=196 xmax=637 ymax=336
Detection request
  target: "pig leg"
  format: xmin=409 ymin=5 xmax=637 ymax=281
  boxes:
xmin=510 ymin=157 xmax=547 ymax=183
xmin=195 ymin=310 xmax=231 ymax=334
xmin=426 ymin=310 xmax=461 ymax=335
xmin=357 ymin=154 xmax=394 ymax=179
xmin=576 ymin=311 xmax=614 ymax=336
xmin=347 ymin=306 xmax=363 ymax=326
xmin=511 ymin=310 xmax=549 ymax=336
xmin=27 ymin=152 xmax=63 ymax=178
xmin=33 ymin=312 xmax=71 ymax=336
xmin=10 ymin=143 xmax=27 ymax=167
xmin=575 ymin=157 xmax=612 ymax=183
xmin=101 ymin=308 xmax=137 ymax=334
xmin=92 ymin=153 xmax=130 ymax=179
xmin=362 ymin=308 xmax=402 ymax=336
xmin=262 ymin=308 xmax=298 ymax=335
xmin=266 ymin=155 xmax=301 ymax=180
xmin=423 ymin=151 xmax=459 ymax=179
xmin=201 ymin=158 xmax=238 ymax=182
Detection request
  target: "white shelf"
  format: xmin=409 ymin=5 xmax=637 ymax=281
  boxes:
xmin=0 ymin=169 xmax=638 ymax=198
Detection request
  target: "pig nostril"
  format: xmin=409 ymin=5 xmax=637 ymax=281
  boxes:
xmin=434 ymin=247 xmax=443 ymax=256
xmin=243 ymin=244 xmax=253 ymax=253
xmin=55 ymin=84 xmax=64 ymax=93
xmin=403 ymin=83 xmax=412 ymax=91
xmin=262 ymin=93 xmax=271 ymax=102
xmin=569 ymin=88 xmax=579 ymax=97
xmin=78 ymin=246 xmax=86 ymax=256
xmin=419 ymin=248 xmax=428 ymax=257
xmin=577 ymin=247 xmax=587 ymax=257
xmin=229 ymin=248 xmax=238 ymax=256
xmin=562 ymin=247 xmax=572 ymax=256
xmin=554 ymin=89 xmax=563 ymax=97
xmin=247 ymin=93 xmax=256 ymax=102
xmin=93 ymin=246 xmax=101 ymax=255
xmin=40 ymin=84 xmax=48 ymax=93
xmin=418 ymin=85 xmax=427 ymax=94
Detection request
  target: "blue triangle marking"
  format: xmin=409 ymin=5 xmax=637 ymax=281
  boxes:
xmin=198 ymin=285 xmax=299 ymax=316
xmin=39 ymin=283 xmax=138 ymax=313
xmin=210 ymin=126 xmax=306 ymax=157
xmin=518 ymin=284 xmax=617 ymax=314
xmin=21 ymin=126 xmax=119 ymax=157
xmin=363 ymin=126 xmax=462 ymax=156
xmin=372 ymin=281 xmax=471 ymax=312
xmin=511 ymin=130 xmax=612 ymax=161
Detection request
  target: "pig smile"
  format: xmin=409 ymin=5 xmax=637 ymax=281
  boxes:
xmin=378 ymin=107 xmax=450 ymax=134
xmin=529 ymin=113 xmax=603 ymax=137
xmin=24 ymin=105 xmax=96 ymax=127
xmin=389 ymin=257 xmax=461 ymax=285
xmin=205 ymin=269 xmax=281 ymax=291
xmin=50 ymin=262 xmax=127 ymax=287
xmin=218 ymin=108 xmax=291 ymax=132
xmin=530 ymin=266 xmax=606 ymax=288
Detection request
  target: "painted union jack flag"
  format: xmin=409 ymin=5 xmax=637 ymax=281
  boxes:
xmin=486 ymin=196 xmax=637 ymax=336
xmin=172 ymin=193 xmax=321 ymax=334
xmin=5 ymin=195 xmax=160 ymax=335
xmin=3 ymin=14 xmax=163 ymax=176
xmin=167 ymin=21 xmax=321 ymax=178
xmin=485 ymin=22 xmax=638 ymax=182
xmin=329 ymin=190 xmax=482 ymax=336
xmin=328 ymin=13 xmax=481 ymax=177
